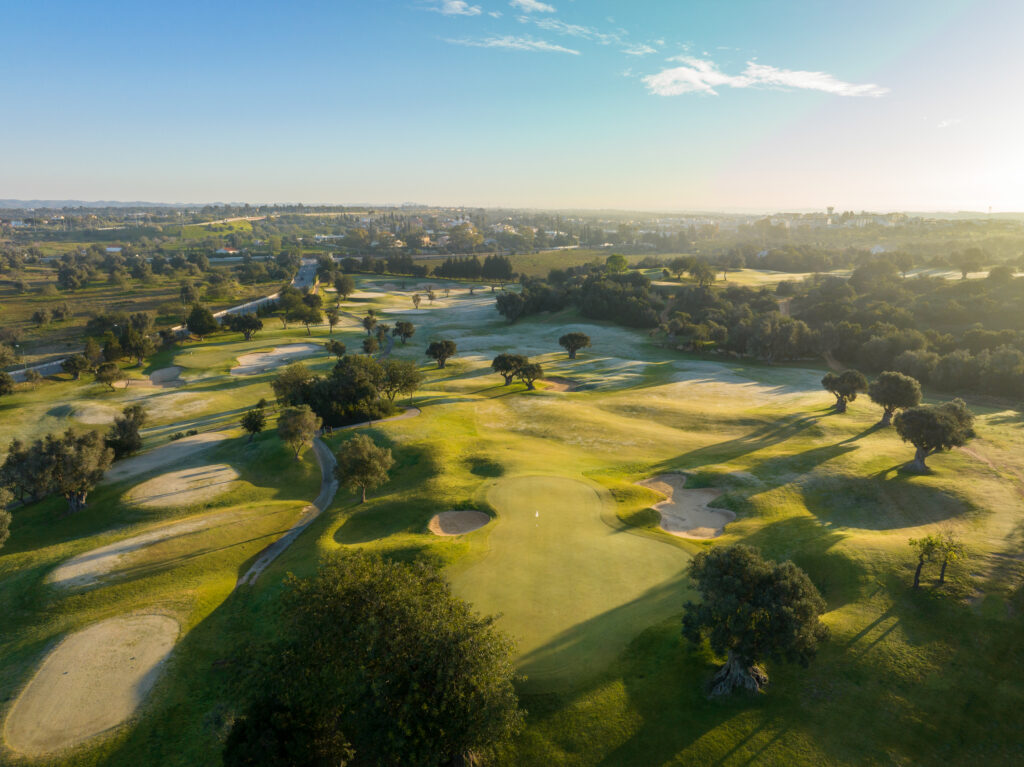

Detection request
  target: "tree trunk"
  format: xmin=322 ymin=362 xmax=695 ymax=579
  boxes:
xmin=503 ymin=374 xmax=514 ymax=385
xmin=305 ymin=324 xmax=311 ymax=336
xmin=913 ymin=555 xmax=925 ymax=588
xmin=65 ymin=492 xmax=87 ymax=514
xmin=938 ymin=557 xmax=949 ymax=586
xmin=709 ymin=650 xmax=769 ymax=696
xmin=908 ymin=447 xmax=930 ymax=474
xmin=879 ymin=408 xmax=894 ymax=427
xmin=835 ymin=396 xmax=847 ymax=413
xmin=568 ymin=349 xmax=576 ymax=359
xmin=526 ymin=381 xmax=535 ymax=390
xmin=361 ymin=485 xmax=367 ymax=503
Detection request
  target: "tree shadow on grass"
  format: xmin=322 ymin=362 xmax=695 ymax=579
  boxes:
xmin=648 ymin=412 xmax=828 ymax=474
xmin=799 ymin=473 xmax=971 ymax=531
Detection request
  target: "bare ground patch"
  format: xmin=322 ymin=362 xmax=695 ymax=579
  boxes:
xmin=638 ymin=474 xmax=735 ymax=539
xmin=429 ymin=511 xmax=491 ymax=536
xmin=126 ymin=463 xmax=240 ymax=508
xmin=2 ymin=615 xmax=179 ymax=757
xmin=231 ymin=343 xmax=322 ymax=376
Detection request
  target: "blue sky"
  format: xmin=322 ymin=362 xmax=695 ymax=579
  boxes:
xmin=3 ymin=0 xmax=1022 ymax=211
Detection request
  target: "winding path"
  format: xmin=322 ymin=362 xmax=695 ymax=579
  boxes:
xmin=236 ymin=405 xmax=421 ymax=587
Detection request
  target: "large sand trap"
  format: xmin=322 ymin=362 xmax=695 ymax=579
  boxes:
xmin=47 ymin=514 xmax=231 ymax=588
xmin=231 ymin=343 xmax=322 ymax=375
xmin=638 ymin=474 xmax=735 ymax=539
xmin=105 ymin=432 xmax=227 ymax=483
xmin=429 ymin=511 xmax=491 ymax=536
xmin=148 ymin=366 xmax=183 ymax=386
xmin=126 ymin=463 xmax=239 ymax=508
xmin=3 ymin=614 xmax=179 ymax=756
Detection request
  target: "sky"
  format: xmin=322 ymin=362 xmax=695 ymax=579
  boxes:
xmin=3 ymin=0 xmax=1023 ymax=212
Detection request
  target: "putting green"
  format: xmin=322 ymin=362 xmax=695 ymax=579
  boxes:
xmin=450 ymin=475 xmax=691 ymax=690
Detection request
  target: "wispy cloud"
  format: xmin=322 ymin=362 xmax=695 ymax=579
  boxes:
xmin=427 ymin=0 xmax=482 ymax=16
xmin=446 ymin=34 xmax=580 ymax=54
xmin=510 ymin=0 xmax=556 ymax=13
xmin=644 ymin=57 xmax=889 ymax=97
xmin=530 ymin=17 xmax=617 ymax=44
xmin=937 ymin=118 xmax=962 ymax=129
xmin=622 ymin=43 xmax=657 ymax=57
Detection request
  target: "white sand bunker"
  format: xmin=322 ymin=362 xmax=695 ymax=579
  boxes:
xmin=638 ymin=474 xmax=735 ymax=539
xmin=47 ymin=514 xmax=232 ymax=589
xmin=148 ymin=366 xmax=183 ymax=386
xmin=105 ymin=432 xmax=227 ymax=483
xmin=231 ymin=343 xmax=322 ymax=375
xmin=429 ymin=511 xmax=491 ymax=536
xmin=2 ymin=614 xmax=178 ymax=757
xmin=126 ymin=463 xmax=239 ymax=509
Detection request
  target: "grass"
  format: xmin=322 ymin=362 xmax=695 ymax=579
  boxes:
xmin=1 ymin=275 xmax=1023 ymax=765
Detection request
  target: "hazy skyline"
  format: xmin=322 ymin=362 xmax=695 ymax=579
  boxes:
xmin=3 ymin=0 xmax=1022 ymax=211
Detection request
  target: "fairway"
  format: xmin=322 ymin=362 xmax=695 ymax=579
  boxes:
xmin=450 ymin=475 xmax=691 ymax=690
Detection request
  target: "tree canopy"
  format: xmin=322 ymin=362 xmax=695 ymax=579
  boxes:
xmin=426 ymin=339 xmax=457 ymax=369
xmin=894 ymin=398 xmax=976 ymax=472
xmin=104 ymin=405 xmax=147 ymax=459
xmin=224 ymin=551 xmax=523 ymax=767
xmin=821 ymin=369 xmax=868 ymax=412
xmin=491 ymin=353 xmax=528 ymax=385
xmin=682 ymin=544 xmax=828 ymax=695
xmin=868 ymin=371 xmax=922 ymax=426
xmin=334 ymin=433 xmax=394 ymax=503
xmin=186 ymin=304 xmax=219 ymax=338
xmin=558 ymin=332 xmax=591 ymax=359
xmin=277 ymin=405 xmax=321 ymax=460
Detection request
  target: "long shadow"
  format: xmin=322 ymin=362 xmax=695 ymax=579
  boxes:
xmin=646 ymin=411 xmax=827 ymax=474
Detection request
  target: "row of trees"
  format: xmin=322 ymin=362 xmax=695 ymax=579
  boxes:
xmin=822 ymin=368 xmax=976 ymax=471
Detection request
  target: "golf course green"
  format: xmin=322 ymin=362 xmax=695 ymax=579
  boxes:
xmin=450 ymin=475 xmax=690 ymax=690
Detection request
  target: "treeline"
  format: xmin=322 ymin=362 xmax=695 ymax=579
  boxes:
xmin=496 ymin=266 xmax=664 ymax=329
xmin=432 ymin=255 xmax=514 ymax=281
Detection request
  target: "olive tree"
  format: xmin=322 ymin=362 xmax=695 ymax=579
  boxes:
xmin=893 ymin=399 xmax=975 ymax=473
xmin=868 ymin=371 xmax=922 ymax=427
xmin=426 ymin=340 xmax=457 ymax=369
xmin=0 ymin=488 xmax=11 ymax=552
xmin=682 ymin=544 xmax=828 ymax=695
xmin=334 ymin=433 xmax=394 ymax=503
xmin=277 ymin=405 xmax=321 ymax=460
xmin=104 ymin=405 xmax=147 ymax=459
xmin=392 ymin=320 xmax=416 ymax=345
xmin=95 ymin=362 xmax=126 ymax=391
xmin=241 ymin=407 xmax=266 ymax=443
xmin=491 ymin=353 xmax=527 ymax=385
xmin=45 ymin=429 xmax=114 ymax=513
xmin=821 ymin=369 xmax=867 ymax=413
xmin=558 ymin=332 xmax=591 ymax=359
xmin=517 ymin=362 xmax=543 ymax=391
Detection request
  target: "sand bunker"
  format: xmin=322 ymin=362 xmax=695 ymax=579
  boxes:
xmin=3 ymin=614 xmax=178 ymax=756
xmin=543 ymin=377 xmax=580 ymax=392
xmin=429 ymin=511 xmax=491 ymax=536
xmin=126 ymin=463 xmax=239 ymax=508
xmin=105 ymin=432 xmax=227 ymax=483
xmin=47 ymin=514 xmax=232 ymax=588
xmin=231 ymin=343 xmax=322 ymax=375
xmin=638 ymin=474 xmax=735 ymax=539
xmin=148 ymin=366 xmax=183 ymax=386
